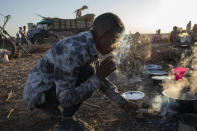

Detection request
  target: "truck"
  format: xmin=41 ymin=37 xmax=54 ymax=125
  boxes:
xmin=27 ymin=13 xmax=95 ymax=45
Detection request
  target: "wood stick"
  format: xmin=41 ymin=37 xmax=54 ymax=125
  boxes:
xmin=83 ymin=102 xmax=100 ymax=108
xmin=7 ymin=109 xmax=14 ymax=119
xmin=6 ymin=90 xmax=13 ymax=102
xmin=96 ymin=89 xmax=107 ymax=100
xmin=77 ymin=118 xmax=95 ymax=131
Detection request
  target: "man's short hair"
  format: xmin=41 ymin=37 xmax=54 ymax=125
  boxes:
xmin=173 ymin=26 xmax=177 ymax=31
xmin=92 ymin=13 xmax=125 ymax=35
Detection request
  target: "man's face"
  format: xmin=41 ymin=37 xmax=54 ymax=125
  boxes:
xmin=96 ymin=30 xmax=120 ymax=55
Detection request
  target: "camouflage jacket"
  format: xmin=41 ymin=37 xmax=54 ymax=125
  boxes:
xmin=24 ymin=31 xmax=128 ymax=110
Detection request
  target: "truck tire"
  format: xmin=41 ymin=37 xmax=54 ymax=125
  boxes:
xmin=33 ymin=34 xmax=44 ymax=45
xmin=0 ymin=39 xmax=16 ymax=58
xmin=48 ymin=34 xmax=58 ymax=45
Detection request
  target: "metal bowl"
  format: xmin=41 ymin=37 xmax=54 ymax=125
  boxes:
xmin=122 ymin=91 xmax=145 ymax=101
xmin=181 ymin=44 xmax=189 ymax=47
xmin=144 ymin=64 xmax=162 ymax=70
xmin=151 ymin=76 xmax=171 ymax=81
xmin=147 ymin=70 xmax=167 ymax=76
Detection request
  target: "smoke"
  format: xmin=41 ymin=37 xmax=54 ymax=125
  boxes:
xmin=101 ymin=33 xmax=131 ymax=65
xmin=150 ymin=43 xmax=197 ymax=118
xmin=152 ymin=95 xmax=164 ymax=112
xmin=162 ymin=49 xmax=197 ymax=99
xmin=108 ymin=33 xmax=147 ymax=91
xmin=162 ymin=78 xmax=190 ymax=99
xmin=151 ymin=95 xmax=178 ymax=119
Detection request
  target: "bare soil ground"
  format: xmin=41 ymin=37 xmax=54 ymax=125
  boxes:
xmin=1 ymin=42 xmax=190 ymax=131
xmin=0 ymin=52 xmax=157 ymax=131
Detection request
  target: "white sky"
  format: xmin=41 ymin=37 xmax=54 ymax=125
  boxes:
xmin=0 ymin=0 xmax=197 ymax=36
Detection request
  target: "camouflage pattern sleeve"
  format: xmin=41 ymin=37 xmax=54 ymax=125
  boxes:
xmin=56 ymin=73 xmax=102 ymax=107
xmin=99 ymin=78 xmax=128 ymax=108
xmin=52 ymin=37 xmax=102 ymax=107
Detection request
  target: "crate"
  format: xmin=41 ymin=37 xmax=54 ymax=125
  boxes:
xmin=48 ymin=19 xmax=92 ymax=30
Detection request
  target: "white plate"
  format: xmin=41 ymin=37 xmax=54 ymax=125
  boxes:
xmin=144 ymin=64 xmax=162 ymax=70
xmin=147 ymin=70 xmax=167 ymax=75
xmin=151 ymin=76 xmax=171 ymax=81
xmin=122 ymin=91 xmax=145 ymax=100
xmin=181 ymin=44 xmax=189 ymax=47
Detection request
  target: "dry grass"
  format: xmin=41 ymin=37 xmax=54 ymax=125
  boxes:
xmin=29 ymin=44 xmax=51 ymax=53
xmin=149 ymin=43 xmax=180 ymax=64
xmin=119 ymin=35 xmax=181 ymax=74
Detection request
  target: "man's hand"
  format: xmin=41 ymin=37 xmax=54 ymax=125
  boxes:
xmin=122 ymin=101 xmax=139 ymax=114
xmin=96 ymin=56 xmax=116 ymax=81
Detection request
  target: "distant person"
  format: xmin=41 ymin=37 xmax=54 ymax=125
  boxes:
xmin=23 ymin=26 xmax=28 ymax=37
xmin=19 ymin=26 xmax=28 ymax=47
xmin=24 ymin=13 xmax=139 ymax=131
xmin=152 ymin=29 xmax=161 ymax=43
xmin=74 ymin=5 xmax=88 ymax=19
xmin=186 ymin=21 xmax=191 ymax=33
xmin=76 ymin=9 xmax=82 ymax=18
xmin=170 ymin=26 xmax=179 ymax=46
xmin=23 ymin=26 xmax=29 ymax=48
xmin=23 ymin=26 xmax=26 ymax=34
xmin=191 ymin=24 xmax=197 ymax=42
xmin=19 ymin=27 xmax=25 ymax=44
xmin=16 ymin=33 xmax=20 ymax=43
xmin=133 ymin=32 xmax=141 ymax=40
xmin=192 ymin=24 xmax=197 ymax=32
xmin=19 ymin=27 xmax=25 ymax=37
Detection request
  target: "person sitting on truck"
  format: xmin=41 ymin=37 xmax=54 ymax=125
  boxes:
xmin=23 ymin=12 xmax=139 ymax=131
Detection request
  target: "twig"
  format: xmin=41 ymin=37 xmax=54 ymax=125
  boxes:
xmin=6 ymin=90 xmax=13 ymax=102
xmin=83 ymin=102 xmax=100 ymax=108
xmin=7 ymin=109 xmax=14 ymax=119
xmin=77 ymin=118 xmax=95 ymax=131
xmin=96 ymin=89 xmax=107 ymax=100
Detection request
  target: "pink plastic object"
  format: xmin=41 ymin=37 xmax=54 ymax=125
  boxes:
xmin=171 ymin=68 xmax=188 ymax=80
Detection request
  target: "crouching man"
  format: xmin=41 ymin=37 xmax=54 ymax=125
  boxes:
xmin=24 ymin=13 xmax=139 ymax=131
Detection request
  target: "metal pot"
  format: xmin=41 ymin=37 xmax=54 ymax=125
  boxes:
xmin=162 ymin=90 xmax=197 ymax=113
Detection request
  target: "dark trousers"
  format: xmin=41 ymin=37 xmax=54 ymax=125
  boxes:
xmin=37 ymin=64 xmax=95 ymax=118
